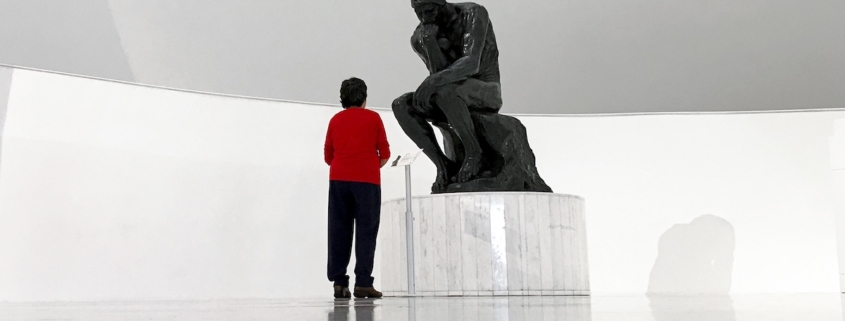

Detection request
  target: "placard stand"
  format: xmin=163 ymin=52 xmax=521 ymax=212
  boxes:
xmin=390 ymin=149 xmax=423 ymax=295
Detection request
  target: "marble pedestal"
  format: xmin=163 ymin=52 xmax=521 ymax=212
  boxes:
xmin=379 ymin=192 xmax=590 ymax=297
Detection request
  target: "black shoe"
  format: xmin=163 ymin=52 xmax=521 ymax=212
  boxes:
xmin=353 ymin=286 xmax=383 ymax=298
xmin=334 ymin=285 xmax=351 ymax=299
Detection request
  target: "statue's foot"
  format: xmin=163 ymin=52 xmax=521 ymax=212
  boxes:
xmin=455 ymin=156 xmax=482 ymax=183
xmin=432 ymin=174 xmax=449 ymax=194
xmin=432 ymin=165 xmax=451 ymax=194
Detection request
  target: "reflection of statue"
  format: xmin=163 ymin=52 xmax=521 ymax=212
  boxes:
xmin=393 ymin=0 xmax=551 ymax=194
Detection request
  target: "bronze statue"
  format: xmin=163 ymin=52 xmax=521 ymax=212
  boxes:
xmin=393 ymin=0 xmax=551 ymax=194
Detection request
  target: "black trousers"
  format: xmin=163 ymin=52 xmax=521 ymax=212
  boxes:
xmin=327 ymin=180 xmax=381 ymax=288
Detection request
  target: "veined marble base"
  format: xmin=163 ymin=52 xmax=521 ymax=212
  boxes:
xmin=379 ymin=192 xmax=590 ymax=297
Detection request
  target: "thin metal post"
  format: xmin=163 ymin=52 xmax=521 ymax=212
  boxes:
xmin=404 ymin=165 xmax=416 ymax=295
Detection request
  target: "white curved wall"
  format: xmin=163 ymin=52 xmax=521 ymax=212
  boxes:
xmin=0 ymin=69 xmax=843 ymax=301
xmin=831 ymin=119 xmax=845 ymax=291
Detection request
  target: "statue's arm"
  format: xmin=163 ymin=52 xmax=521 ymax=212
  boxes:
xmin=412 ymin=28 xmax=450 ymax=74
xmin=432 ymin=6 xmax=489 ymax=84
xmin=411 ymin=34 xmax=435 ymax=74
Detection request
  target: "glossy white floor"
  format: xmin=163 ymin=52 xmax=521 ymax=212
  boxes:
xmin=1 ymin=295 xmax=843 ymax=321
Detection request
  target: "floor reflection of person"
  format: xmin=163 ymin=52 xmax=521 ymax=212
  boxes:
xmin=327 ymin=299 xmax=376 ymax=321
xmin=324 ymin=78 xmax=390 ymax=299
xmin=328 ymin=300 xmax=350 ymax=321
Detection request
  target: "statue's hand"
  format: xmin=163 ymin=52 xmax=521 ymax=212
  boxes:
xmin=413 ymin=76 xmax=439 ymax=113
xmin=419 ymin=24 xmax=439 ymax=41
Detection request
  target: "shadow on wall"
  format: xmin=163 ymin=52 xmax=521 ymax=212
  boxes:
xmin=647 ymin=214 xmax=736 ymax=321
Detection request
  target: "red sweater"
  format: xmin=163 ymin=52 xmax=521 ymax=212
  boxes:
xmin=324 ymin=108 xmax=391 ymax=185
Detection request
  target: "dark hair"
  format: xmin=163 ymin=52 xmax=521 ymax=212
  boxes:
xmin=340 ymin=77 xmax=367 ymax=108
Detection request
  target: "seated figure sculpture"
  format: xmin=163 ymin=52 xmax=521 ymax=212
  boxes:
xmin=392 ymin=0 xmax=551 ymax=194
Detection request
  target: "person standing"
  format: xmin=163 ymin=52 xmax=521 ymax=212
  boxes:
xmin=324 ymin=77 xmax=390 ymax=299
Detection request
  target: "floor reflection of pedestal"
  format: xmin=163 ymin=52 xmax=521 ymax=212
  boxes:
xmin=379 ymin=192 xmax=590 ymax=297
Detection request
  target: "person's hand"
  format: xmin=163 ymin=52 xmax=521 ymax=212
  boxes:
xmin=413 ymin=75 xmax=439 ymax=113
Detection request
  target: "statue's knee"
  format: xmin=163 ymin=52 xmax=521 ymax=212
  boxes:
xmin=391 ymin=98 xmax=404 ymax=112
xmin=393 ymin=93 xmax=415 ymax=112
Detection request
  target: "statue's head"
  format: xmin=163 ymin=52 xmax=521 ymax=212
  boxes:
xmin=411 ymin=0 xmax=447 ymax=24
